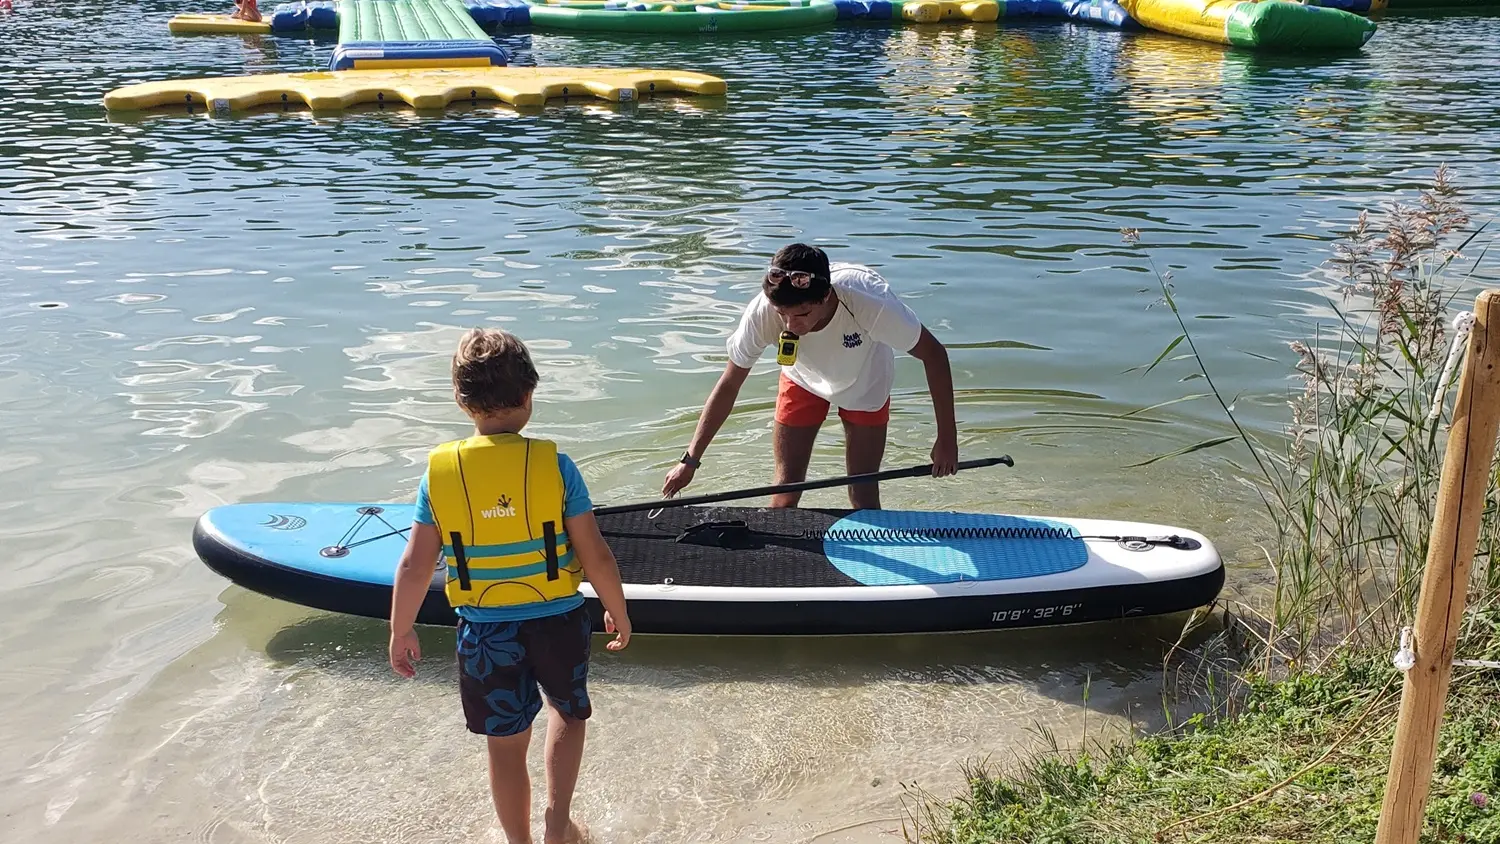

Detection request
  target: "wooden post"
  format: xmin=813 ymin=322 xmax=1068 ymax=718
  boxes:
xmin=1374 ymin=288 xmax=1500 ymax=844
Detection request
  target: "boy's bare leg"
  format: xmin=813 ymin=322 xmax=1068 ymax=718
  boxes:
xmin=543 ymin=703 xmax=588 ymax=844
xmin=842 ymin=419 xmax=887 ymax=510
xmin=487 ymin=731 xmax=535 ymax=844
xmin=770 ymin=422 xmax=821 ymax=508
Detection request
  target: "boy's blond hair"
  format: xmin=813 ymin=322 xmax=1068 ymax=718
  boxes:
xmin=451 ymin=328 xmax=538 ymax=415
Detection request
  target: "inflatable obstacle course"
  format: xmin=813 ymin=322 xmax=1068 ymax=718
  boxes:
xmin=166 ymin=0 xmax=1380 ymax=50
xmin=167 ymin=13 xmax=275 ymax=33
xmin=169 ymin=0 xmax=1022 ymax=33
xmin=111 ymin=0 xmax=728 ymax=114
xmin=167 ymin=1 xmax=530 ymax=36
xmin=722 ymin=0 xmax=1000 ymax=22
xmin=993 ymin=0 xmax=1142 ymax=28
xmin=1118 ymin=0 xmax=1376 ymax=51
xmin=900 ymin=0 xmax=1001 ymax=21
xmin=330 ymin=0 xmax=507 ymax=70
xmin=523 ymin=0 xmax=841 ymax=33
xmin=103 ymin=65 xmax=727 ymax=112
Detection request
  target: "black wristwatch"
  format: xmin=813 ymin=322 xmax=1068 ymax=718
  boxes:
xmin=680 ymin=452 xmax=701 ymax=468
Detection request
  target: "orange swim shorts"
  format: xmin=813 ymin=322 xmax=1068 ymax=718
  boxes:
xmin=775 ymin=373 xmax=891 ymax=428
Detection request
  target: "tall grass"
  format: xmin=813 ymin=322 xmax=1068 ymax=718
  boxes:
xmin=900 ymin=168 xmax=1500 ymax=844
xmin=1132 ymin=165 xmax=1498 ymax=667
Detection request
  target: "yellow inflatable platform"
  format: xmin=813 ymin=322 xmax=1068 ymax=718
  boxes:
xmin=900 ymin=0 xmax=999 ymax=21
xmin=101 ymin=66 xmax=728 ymax=112
xmin=167 ymin=13 xmax=274 ymax=34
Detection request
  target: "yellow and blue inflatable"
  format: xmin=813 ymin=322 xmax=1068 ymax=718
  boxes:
xmin=332 ymin=0 xmax=507 ymax=71
xmin=116 ymin=0 xmax=730 ymax=113
xmin=169 ymin=0 xmax=1381 ymax=50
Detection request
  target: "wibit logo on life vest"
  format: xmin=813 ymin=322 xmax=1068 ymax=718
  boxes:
xmin=482 ymin=495 xmax=517 ymax=519
xmin=843 ymin=332 xmax=863 ymax=349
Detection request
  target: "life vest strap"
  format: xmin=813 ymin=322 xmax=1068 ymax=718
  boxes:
xmin=450 ymin=531 xmax=472 ymax=591
xmin=446 ymin=550 xmax=575 ymax=581
xmin=543 ymin=520 xmax=559 ymax=581
xmin=440 ymin=534 xmax=569 ymax=559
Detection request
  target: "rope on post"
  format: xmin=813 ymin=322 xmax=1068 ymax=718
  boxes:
xmin=1428 ymin=310 xmax=1477 ymax=423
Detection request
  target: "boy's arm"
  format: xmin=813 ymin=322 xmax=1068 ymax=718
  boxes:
xmin=389 ymin=521 xmax=441 ymax=677
xmin=566 ymin=511 xmax=630 ymax=650
xmin=908 ymin=326 xmax=959 ymax=477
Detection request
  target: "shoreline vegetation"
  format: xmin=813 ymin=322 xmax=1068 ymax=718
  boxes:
xmin=905 ymin=168 xmax=1500 ymax=843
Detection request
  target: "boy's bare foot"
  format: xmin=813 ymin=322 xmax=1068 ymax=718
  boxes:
xmin=543 ymin=819 xmax=589 ymax=844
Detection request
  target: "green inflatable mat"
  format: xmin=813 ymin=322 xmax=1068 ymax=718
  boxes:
xmin=526 ymin=0 xmax=839 ymax=33
xmin=339 ymin=0 xmax=492 ymax=42
xmin=330 ymin=0 xmax=508 ymax=71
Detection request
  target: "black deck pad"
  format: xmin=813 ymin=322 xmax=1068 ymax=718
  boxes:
xmin=597 ymin=505 xmax=861 ymax=588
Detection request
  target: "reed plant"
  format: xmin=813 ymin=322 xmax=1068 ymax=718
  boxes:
xmin=1119 ymin=164 xmax=1497 ymax=667
xmin=903 ymin=168 xmax=1500 ymax=843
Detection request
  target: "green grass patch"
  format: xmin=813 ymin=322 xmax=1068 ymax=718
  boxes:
xmin=906 ymin=635 xmax=1500 ymax=843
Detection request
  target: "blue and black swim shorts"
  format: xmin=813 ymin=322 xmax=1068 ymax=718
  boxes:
xmin=455 ymin=605 xmax=593 ymax=737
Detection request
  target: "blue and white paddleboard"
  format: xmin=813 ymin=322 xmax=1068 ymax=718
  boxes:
xmin=193 ymin=502 xmax=1224 ymax=635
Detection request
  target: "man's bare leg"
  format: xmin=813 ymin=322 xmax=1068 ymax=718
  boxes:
xmin=842 ymin=418 xmax=887 ymax=510
xmin=771 ymin=422 xmax=821 ymax=508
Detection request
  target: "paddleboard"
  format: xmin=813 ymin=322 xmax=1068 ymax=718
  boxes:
xmin=192 ymin=502 xmax=1224 ymax=635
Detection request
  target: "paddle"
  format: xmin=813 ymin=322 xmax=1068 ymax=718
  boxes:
xmin=593 ymin=455 xmax=1015 ymax=517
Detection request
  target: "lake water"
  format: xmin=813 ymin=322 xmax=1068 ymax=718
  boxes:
xmin=4 ymin=3 xmax=1500 ymax=841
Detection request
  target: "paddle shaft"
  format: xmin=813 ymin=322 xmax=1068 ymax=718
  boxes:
xmin=593 ymin=456 xmax=1014 ymax=517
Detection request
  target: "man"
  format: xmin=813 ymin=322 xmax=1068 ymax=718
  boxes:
xmin=661 ymin=243 xmax=958 ymax=509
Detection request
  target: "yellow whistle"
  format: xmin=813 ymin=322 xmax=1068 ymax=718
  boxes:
xmin=776 ymin=331 xmax=800 ymax=366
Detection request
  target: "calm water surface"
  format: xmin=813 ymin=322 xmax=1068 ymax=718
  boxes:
xmin=4 ymin=2 xmax=1500 ymax=841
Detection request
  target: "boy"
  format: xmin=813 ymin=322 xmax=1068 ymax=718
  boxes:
xmin=388 ymin=328 xmax=631 ymax=844
xmin=661 ymin=243 xmax=958 ymax=509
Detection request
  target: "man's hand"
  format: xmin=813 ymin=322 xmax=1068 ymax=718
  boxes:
xmin=931 ymin=435 xmax=958 ymax=478
xmin=910 ymin=327 xmax=959 ymax=478
xmin=662 ymin=463 xmax=696 ymax=497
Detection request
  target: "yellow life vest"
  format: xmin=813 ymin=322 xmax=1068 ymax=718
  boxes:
xmin=425 ymin=433 xmax=582 ymax=610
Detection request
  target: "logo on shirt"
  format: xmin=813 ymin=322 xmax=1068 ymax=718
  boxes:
xmin=843 ymin=332 xmax=863 ymax=349
xmin=481 ymin=495 xmax=517 ymax=519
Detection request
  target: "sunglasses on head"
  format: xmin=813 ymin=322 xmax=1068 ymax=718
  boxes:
xmin=766 ymin=266 xmax=825 ymax=288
